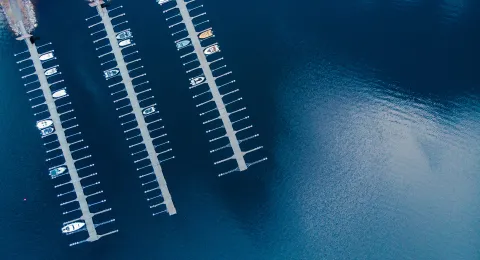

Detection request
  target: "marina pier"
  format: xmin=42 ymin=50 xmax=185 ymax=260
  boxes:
xmin=86 ymin=1 xmax=176 ymax=216
xmin=6 ymin=0 xmax=117 ymax=246
xmin=158 ymin=0 xmax=267 ymax=176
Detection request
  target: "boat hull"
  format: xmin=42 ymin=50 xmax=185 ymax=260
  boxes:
xmin=104 ymin=68 xmax=120 ymax=79
xmin=118 ymin=39 xmax=132 ymax=47
xmin=142 ymin=107 xmax=156 ymax=115
xmin=61 ymin=222 xmax=85 ymax=234
xmin=190 ymin=76 xmax=206 ymax=86
xmin=41 ymin=127 xmax=54 ymax=136
xmin=52 ymin=89 xmax=67 ymax=98
xmin=176 ymin=39 xmax=191 ymax=49
xmin=116 ymin=30 xmax=132 ymax=40
xmin=198 ymin=29 xmax=214 ymax=40
xmin=39 ymin=52 xmax=54 ymax=61
xmin=45 ymin=68 xmax=58 ymax=76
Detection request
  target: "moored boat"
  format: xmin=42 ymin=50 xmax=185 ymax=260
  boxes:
xmin=190 ymin=75 xmax=206 ymax=86
xmin=39 ymin=52 xmax=54 ymax=61
xmin=36 ymin=119 xmax=53 ymax=129
xmin=49 ymin=166 xmax=67 ymax=177
xmin=157 ymin=0 xmax=171 ymax=5
xmin=104 ymin=68 xmax=120 ymax=79
xmin=142 ymin=106 xmax=156 ymax=115
xmin=118 ymin=39 xmax=132 ymax=47
xmin=203 ymin=44 xmax=220 ymax=55
xmin=45 ymin=67 xmax=58 ymax=76
xmin=116 ymin=30 xmax=132 ymax=40
xmin=198 ymin=28 xmax=214 ymax=40
xmin=52 ymin=89 xmax=67 ymax=98
xmin=176 ymin=39 xmax=191 ymax=49
xmin=61 ymin=222 xmax=85 ymax=234
xmin=40 ymin=126 xmax=54 ymax=136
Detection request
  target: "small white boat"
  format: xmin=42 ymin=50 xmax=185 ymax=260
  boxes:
xmin=104 ymin=68 xmax=120 ymax=79
xmin=116 ymin=30 xmax=132 ymax=40
xmin=36 ymin=119 xmax=53 ymax=129
xmin=45 ymin=67 xmax=58 ymax=76
xmin=142 ymin=106 xmax=156 ymax=115
xmin=52 ymin=89 xmax=67 ymax=98
xmin=190 ymin=76 xmax=206 ymax=86
xmin=157 ymin=0 xmax=171 ymax=5
xmin=62 ymin=222 xmax=85 ymax=234
xmin=176 ymin=39 xmax=191 ymax=50
xmin=118 ymin=39 xmax=132 ymax=47
xmin=198 ymin=28 xmax=214 ymax=40
xmin=204 ymin=44 xmax=220 ymax=55
xmin=40 ymin=127 xmax=54 ymax=136
xmin=39 ymin=52 xmax=54 ymax=61
xmin=49 ymin=166 xmax=67 ymax=178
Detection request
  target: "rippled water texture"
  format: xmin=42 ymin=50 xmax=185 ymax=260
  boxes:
xmin=0 ymin=0 xmax=479 ymax=259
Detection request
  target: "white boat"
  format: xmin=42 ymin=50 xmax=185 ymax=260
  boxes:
xmin=203 ymin=44 xmax=220 ymax=55
xmin=116 ymin=30 xmax=132 ymax=40
xmin=142 ymin=106 xmax=155 ymax=115
xmin=52 ymin=89 xmax=67 ymax=98
xmin=190 ymin=76 xmax=206 ymax=86
xmin=45 ymin=67 xmax=58 ymax=76
xmin=104 ymin=68 xmax=120 ymax=79
xmin=39 ymin=52 xmax=54 ymax=61
xmin=176 ymin=39 xmax=191 ymax=49
xmin=198 ymin=28 xmax=214 ymax=40
xmin=118 ymin=39 xmax=132 ymax=47
xmin=49 ymin=166 xmax=67 ymax=178
xmin=61 ymin=222 xmax=85 ymax=234
xmin=36 ymin=119 xmax=53 ymax=129
xmin=40 ymin=127 xmax=54 ymax=136
xmin=157 ymin=0 xmax=171 ymax=5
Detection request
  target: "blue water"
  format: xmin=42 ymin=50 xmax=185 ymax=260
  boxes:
xmin=1 ymin=0 xmax=479 ymax=259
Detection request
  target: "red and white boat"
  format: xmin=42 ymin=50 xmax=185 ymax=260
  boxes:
xmin=203 ymin=44 xmax=220 ymax=55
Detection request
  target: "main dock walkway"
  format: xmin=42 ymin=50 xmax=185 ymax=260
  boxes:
xmin=25 ymin=38 xmax=104 ymax=243
xmin=159 ymin=0 xmax=267 ymax=176
xmin=88 ymin=0 xmax=176 ymax=215
xmin=176 ymin=0 xmax=247 ymax=171
xmin=8 ymin=0 xmax=116 ymax=246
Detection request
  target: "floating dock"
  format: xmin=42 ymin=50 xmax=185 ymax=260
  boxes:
xmin=7 ymin=0 xmax=117 ymax=247
xmin=158 ymin=0 xmax=267 ymax=176
xmin=86 ymin=0 xmax=176 ymax=216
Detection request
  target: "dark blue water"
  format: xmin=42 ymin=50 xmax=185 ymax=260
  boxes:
xmin=1 ymin=0 xmax=479 ymax=259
